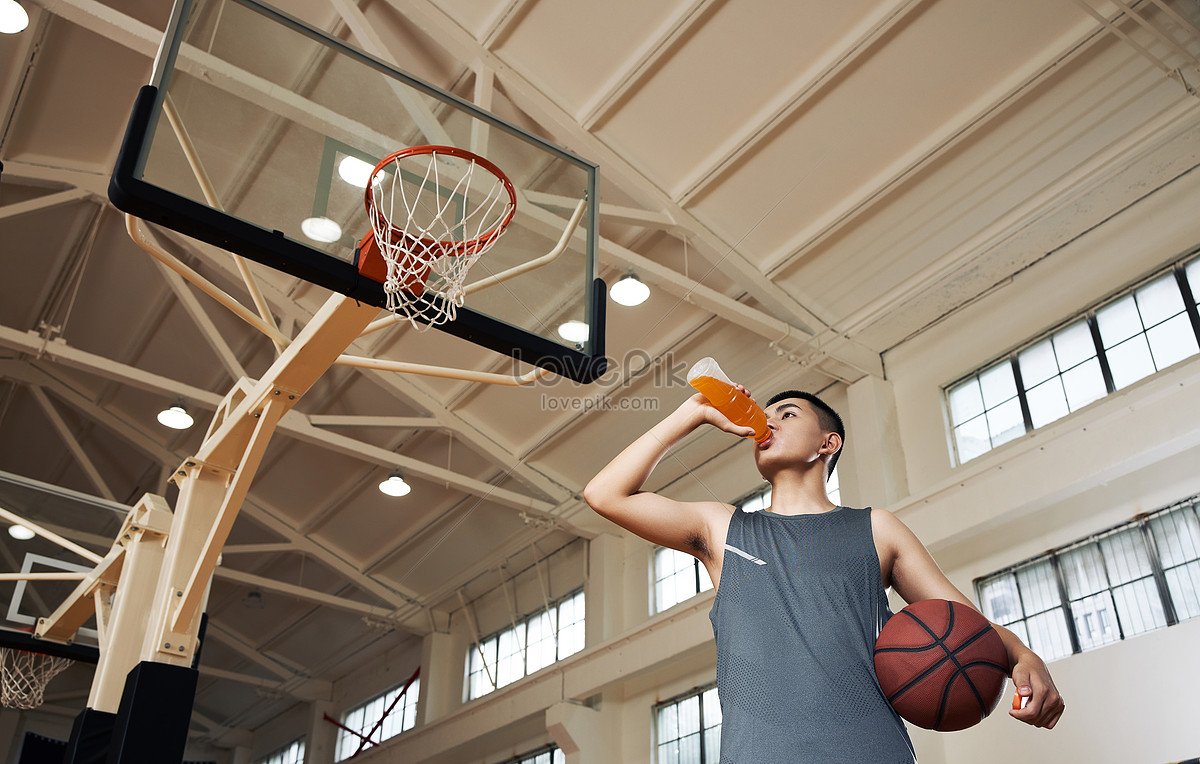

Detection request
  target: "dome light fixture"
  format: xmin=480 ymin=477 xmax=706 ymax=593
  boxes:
xmin=7 ymin=523 xmax=35 ymax=540
xmin=301 ymin=216 xmax=343 ymax=243
xmin=609 ymin=273 xmax=650 ymax=306
xmin=337 ymin=155 xmax=375 ymax=188
xmin=557 ymin=320 xmax=590 ymax=344
xmin=379 ymin=471 xmax=412 ymax=497
xmin=157 ymin=402 xmax=195 ymax=430
xmin=0 ymin=1 xmax=29 ymax=34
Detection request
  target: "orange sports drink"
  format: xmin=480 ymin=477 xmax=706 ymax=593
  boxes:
xmin=686 ymin=357 xmax=769 ymax=443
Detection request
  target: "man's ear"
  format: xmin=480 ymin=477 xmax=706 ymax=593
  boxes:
xmin=821 ymin=432 xmax=843 ymax=456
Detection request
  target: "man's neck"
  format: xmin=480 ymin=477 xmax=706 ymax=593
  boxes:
xmin=764 ymin=469 xmax=837 ymax=516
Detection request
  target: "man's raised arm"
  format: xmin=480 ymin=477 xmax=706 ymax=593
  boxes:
xmin=583 ymin=393 xmax=752 ymax=559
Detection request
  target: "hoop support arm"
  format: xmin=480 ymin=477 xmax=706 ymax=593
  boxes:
xmin=126 ymin=214 xmax=291 ymax=347
xmin=162 ymin=95 xmax=285 ymax=352
xmin=334 ymin=354 xmax=552 ymax=386
xmin=0 ymin=505 xmax=102 ymax=565
xmin=463 ymin=197 xmax=587 ymax=296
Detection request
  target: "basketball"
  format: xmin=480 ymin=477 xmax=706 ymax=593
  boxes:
xmin=873 ymin=599 xmax=1009 ymax=731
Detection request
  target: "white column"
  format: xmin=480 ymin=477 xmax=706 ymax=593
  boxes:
xmin=546 ymin=701 xmax=613 ymax=764
xmin=305 ymin=699 xmax=337 ymax=764
xmin=586 ymin=533 xmax=629 ymax=644
xmin=845 ymin=375 xmax=910 ymax=507
xmin=419 ymin=622 xmax=459 ymax=723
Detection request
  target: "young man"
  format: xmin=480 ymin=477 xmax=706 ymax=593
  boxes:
xmin=584 ymin=388 xmax=1064 ymax=762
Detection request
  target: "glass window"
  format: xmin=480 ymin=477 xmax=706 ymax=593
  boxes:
xmin=947 ymin=257 xmax=1200 ymax=463
xmin=466 ymin=589 xmax=585 ymax=700
xmin=948 ymin=362 xmax=1023 ymax=460
xmin=1149 ymin=503 xmax=1200 ymax=621
xmin=656 ymin=686 xmax=721 ymax=764
xmin=1097 ymin=275 xmax=1199 ymax=389
xmin=258 ymin=739 xmax=304 ymax=764
xmin=654 ymin=547 xmax=714 ymax=613
xmin=977 ymin=496 xmax=1200 ymax=661
xmin=336 ymin=676 xmax=419 ymax=760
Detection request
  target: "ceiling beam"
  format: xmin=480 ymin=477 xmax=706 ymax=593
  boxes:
xmin=0 ymin=188 xmax=92 ymax=221
xmin=578 ymin=0 xmax=720 ymax=130
xmin=674 ymin=0 xmax=925 ymax=204
xmin=27 ymin=386 xmax=116 ymax=501
xmin=759 ymin=11 xmax=1114 ymax=281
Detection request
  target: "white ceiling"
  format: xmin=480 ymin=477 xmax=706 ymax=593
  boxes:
xmin=2 ymin=0 xmax=1199 ymax=747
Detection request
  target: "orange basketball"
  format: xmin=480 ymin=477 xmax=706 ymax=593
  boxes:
xmin=873 ymin=599 xmax=1009 ymax=731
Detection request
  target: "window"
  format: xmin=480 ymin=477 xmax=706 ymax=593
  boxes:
xmin=947 ymin=254 xmax=1200 ymax=463
xmin=466 ymin=590 xmax=585 ymax=700
xmin=654 ymin=547 xmax=714 ymax=613
xmin=503 ymin=745 xmax=565 ymax=764
xmin=976 ymin=496 xmax=1200 ymax=660
xmin=258 ymin=739 xmax=304 ymax=764
xmin=655 ymin=685 xmax=721 ymax=764
xmin=336 ymin=675 xmax=420 ymax=760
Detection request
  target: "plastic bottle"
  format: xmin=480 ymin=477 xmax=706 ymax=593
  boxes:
xmin=686 ymin=357 xmax=769 ymax=442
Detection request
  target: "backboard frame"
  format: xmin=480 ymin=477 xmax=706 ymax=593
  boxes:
xmin=109 ymin=0 xmax=607 ymax=383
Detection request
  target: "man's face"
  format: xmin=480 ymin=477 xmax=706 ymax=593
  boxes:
xmin=754 ymin=398 xmax=830 ymax=471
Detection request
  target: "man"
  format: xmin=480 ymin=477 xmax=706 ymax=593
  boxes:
xmin=584 ymin=388 xmax=1064 ymax=762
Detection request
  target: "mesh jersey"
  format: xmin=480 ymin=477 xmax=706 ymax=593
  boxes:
xmin=709 ymin=506 xmax=916 ymax=763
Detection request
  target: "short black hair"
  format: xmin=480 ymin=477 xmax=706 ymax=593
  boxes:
xmin=765 ymin=390 xmax=845 ymax=479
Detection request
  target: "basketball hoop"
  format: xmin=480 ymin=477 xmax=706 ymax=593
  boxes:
xmin=356 ymin=145 xmax=517 ymax=329
xmin=0 ymin=646 xmax=73 ymax=709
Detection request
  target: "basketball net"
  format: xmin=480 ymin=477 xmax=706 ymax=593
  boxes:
xmin=365 ymin=146 xmax=516 ymax=330
xmin=0 ymin=647 xmax=73 ymax=709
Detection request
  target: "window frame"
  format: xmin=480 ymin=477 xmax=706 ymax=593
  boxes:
xmin=653 ymin=683 xmax=721 ymax=764
xmin=335 ymin=673 xmax=420 ymax=761
xmin=974 ymin=495 xmax=1199 ymax=661
xmin=946 ymin=253 xmax=1200 ymax=465
xmin=464 ymin=588 xmax=586 ymax=701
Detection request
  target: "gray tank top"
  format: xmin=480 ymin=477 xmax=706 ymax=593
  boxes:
xmin=710 ymin=506 xmax=916 ymax=762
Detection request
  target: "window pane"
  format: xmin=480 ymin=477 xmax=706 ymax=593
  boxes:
xmin=1097 ymin=295 xmax=1143 ymax=347
xmin=497 ymin=628 xmax=524 ymax=687
xmin=678 ymin=695 xmax=700 ymax=736
xmin=1060 ymin=358 xmax=1107 ymax=411
xmin=1025 ymin=608 xmax=1072 ymax=661
xmin=678 ymin=733 xmax=701 ymax=764
xmin=705 ymin=728 xmax=721 ymax=764
xmin=979 ymin=363 xmax=1017 ymax=408
xmin=1099 ymin=529 xmax=1152 ymax=585
xmin=1053 ymin=320 xmax=1096 ymax=370
xmin=953 ymin=416 xmax=991 ymax=463
xmin=1134 ymin=273 xmax=1185 ymax=327
xmin=1186 ymin=259 xmax=1200 ymax=305
xmin=1018 ymin=340 xmax=1058 ymax=386
xmin=1015 ymin=562 xmax=1061 ymax=615
xmin=1106 ymin=335 xmax=1155 ymax=389
xmin=1060 ymin=545 xmax=1106 ymax=597
xmin=1146 ymin=313 xmax=1199 ymax=369
xmin=947 ymin=378 xmax=984 ymax=424
xmin=1165 ymin=562 xmax=1200 ymax=621
xmin=979 ymin=574 xmax=1022 ymax=625
xmin=986 ymin=398 xmax=1024 ymax=447
xmin=1111 ymin=578 xmax=1166 ymax=637
xmin=1025 ymin=379 xmax=1069 ymax=429
xmin=1070 ymin=591 xmax=1120 ymax=650
xmin=702 ymin=687 xmax=722 ymax=728
xmin=1150 ymin=507 xmax=1200 ymax=567
xmin=658 ymin=702 xmax=679 ymax=742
